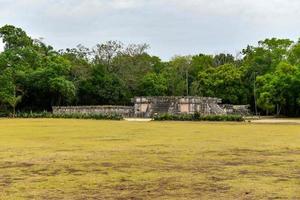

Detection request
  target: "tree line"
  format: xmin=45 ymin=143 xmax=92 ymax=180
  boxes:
xmin=0 ymin=25 xmax=299 ymax=116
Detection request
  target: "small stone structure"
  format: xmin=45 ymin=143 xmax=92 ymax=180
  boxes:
xmin=133 ymin=96 xmax=226 ymax=118
xmin=52 ymin=96 xmax=250 ymax=118
xmin=220 ymin=104 xmax=250 ymax=116
xmin=52 ymin=106 xmax=134 ymax=117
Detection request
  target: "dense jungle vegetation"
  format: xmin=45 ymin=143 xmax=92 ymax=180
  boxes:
xmin=0 ymin=25 xmax=300 ymax=116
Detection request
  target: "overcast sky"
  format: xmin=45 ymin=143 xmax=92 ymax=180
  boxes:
xmin=1 ymin=0 xmax=300 ymax=60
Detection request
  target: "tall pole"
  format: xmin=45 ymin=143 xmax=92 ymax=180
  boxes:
xmin=253 ymin=72 xmax=258 ymax=116
xmin=186 ymin=69 xmax=189 ymax=96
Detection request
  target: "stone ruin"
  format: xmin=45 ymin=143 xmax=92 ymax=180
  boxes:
xmin=134 ymin=96 xmax=225 ymax=118
xmin=52 ymin=105 xmax=134 ymax=118
xmin=220 ymin=104 xmax=251 ymax=116
xmin=53 ymin=96 xmax=250 ymax=118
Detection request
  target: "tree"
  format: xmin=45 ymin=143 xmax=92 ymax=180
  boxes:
xmin=213 ymin=53 xmax=235 ymax=67
xmin=138 ymin=73 xmax=167 ymax=96
xmin=164 ymin=56 xmax=192 ymax=96
xmin=49 ymin=77 xmax=75 ymax=105
xmin=1 ymin=24 xmax=300 ymax=117
xmin=0 ymin=25 xmax=33 ymax=50
xmin=190 ymin=54 xmax=213 ymax=80
xmin=112 ymin=53 xmax=161 ymax=98
xmin=77 ymin=64 xmax=128 ymax=105
xmin=256 ymin=62 xmax=299 ymax=116
xmin=0 ymin=68 xmax=23 ymax=116
xmin=93 ymin=41 xmax=124 ymax=72
xmin=192 ymin=64 xmax=247 ymax=104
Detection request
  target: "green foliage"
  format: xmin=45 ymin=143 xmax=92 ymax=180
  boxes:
xmin=192 ymin=64 xmax=247 ymax=104
xmin=49 ymin=77 xmax=76 ymax=104
xmin=256 ymin=61 xmax=300 ymax=115
xmin=77 ymin=64 xmax=129 ymax=105
xmin=162 ymin=56 xmax=191 ymax=96
xmin=213 ymin=53 xmax=235 ymax=66
xmin=0 ymin=25 xmax=33 ymax=49
xmin=138 ymin=73 xmax=167 ymax=96
xmin=1 ymin=24 xmax=300 ymax=116
xmin=153 ymin=113 xmax=244 ymax=122
xmin=0 ymin=68 xmax=23 ymax=116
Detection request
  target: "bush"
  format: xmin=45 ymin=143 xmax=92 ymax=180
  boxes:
xmin=0 ymin=111 xmax=9 ymax=117
xmin=13 ymin=111 xmax=124 ymax=120
xmin=153 ymin=113 xmax=244 ymax=122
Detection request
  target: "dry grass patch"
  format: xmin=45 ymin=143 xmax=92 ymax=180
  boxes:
xmin=0 ymin=119 xmax=300 ymax=199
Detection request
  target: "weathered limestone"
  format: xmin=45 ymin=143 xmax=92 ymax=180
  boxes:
xmin=52 ymin=96 xmax=250 ymax=118
xmin=52 ymin=106 xmax=134 ymax=117
xmin=133 ymin=96 xmax=225 ymax=118
xmin=220 ymin=104 xmax=250 ymax=116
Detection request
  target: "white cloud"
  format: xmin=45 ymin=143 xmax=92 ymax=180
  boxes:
xmin=0 ymin=0 xmax=300 ymax=60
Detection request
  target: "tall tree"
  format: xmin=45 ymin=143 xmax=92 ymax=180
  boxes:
xmin=0 ymin=68 xmax=23 ymax=116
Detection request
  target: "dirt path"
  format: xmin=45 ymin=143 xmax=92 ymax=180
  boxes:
xmin=251 ymin=118 xmax=300 ymax=124
xmin=124 ymin=118 xmax=152 ymax=122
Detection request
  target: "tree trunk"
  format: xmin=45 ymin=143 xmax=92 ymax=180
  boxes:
xmin=12 ymin=106 xmax=16 ymax=118
xmin=276 ymin=104 xmax=281 ymax=116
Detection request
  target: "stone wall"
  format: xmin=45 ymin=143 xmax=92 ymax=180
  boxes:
xmin=52 ymin=97 xmax=250 ymax=118
xmin=52 ymin=106 xmax=134 ymax=117
xmin=220 ymin=104 xmax=250 ymax=115
xmin=133 ymin=96 xmax=225 ymax=118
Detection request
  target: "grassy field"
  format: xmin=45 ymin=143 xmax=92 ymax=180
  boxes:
xmin=0 ymin=119 xmax=300 ymax=199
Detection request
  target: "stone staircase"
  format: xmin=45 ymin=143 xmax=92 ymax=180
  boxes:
xmin=151 ymin=101 xmax=172 ymax=115
xmin=208 ymin=103 xmax=227 ymax=115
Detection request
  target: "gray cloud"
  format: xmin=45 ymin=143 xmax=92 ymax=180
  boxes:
xmin=1 ymin=0 xmax=300 ymax=60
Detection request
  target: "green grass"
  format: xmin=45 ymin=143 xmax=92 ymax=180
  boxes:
xmin=0 ymin=119 xmax=300 ymax=199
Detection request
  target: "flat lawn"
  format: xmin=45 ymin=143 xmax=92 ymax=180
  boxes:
xmin=0 ymin=119 xmax=300 ymax=199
